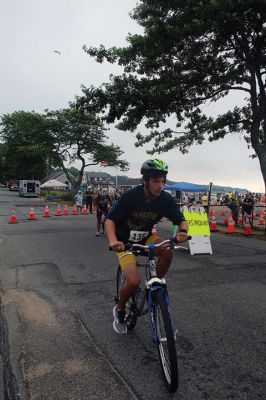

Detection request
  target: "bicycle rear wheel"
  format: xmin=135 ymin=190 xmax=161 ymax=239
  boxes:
xmin=153 ymin=290 xmax=178 ymax=393
xmin=116 ymin=266 xmax=138 ymax=330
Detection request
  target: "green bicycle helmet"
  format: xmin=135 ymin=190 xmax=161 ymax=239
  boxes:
xmin=141 ymin=158 xmax=168 ymax=178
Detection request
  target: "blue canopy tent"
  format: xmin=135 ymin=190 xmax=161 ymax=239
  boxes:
xmin=164 ymin=182 xmax=206 ymax=192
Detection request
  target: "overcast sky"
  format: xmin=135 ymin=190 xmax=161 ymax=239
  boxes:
xmin=0 ymin=0 xmax=264 ymax=192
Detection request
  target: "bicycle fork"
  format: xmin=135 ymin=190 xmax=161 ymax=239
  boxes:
xmin=147 ymin=286 xmax=178 ymax=343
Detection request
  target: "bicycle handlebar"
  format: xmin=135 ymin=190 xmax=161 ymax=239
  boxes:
xmin=109 ymin=236 xmax=191 ymax=252
xmin=124 ymin=237 xmax=191 ymax=251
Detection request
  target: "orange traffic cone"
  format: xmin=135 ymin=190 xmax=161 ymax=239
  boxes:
xmin=210 ymin=209 xmax=219 ymax=232
xmin=227 ymin=213 xmax=235 ymax=234
xmin=43 ymin=204 xmax=51 ymax=218
xmin=63 ymin=205 xmax=69 ymax=216
xmin=152 ymin=224 xmax=157 ymax=235
xmin=82 ymin=205 xmax=88 ymax=215
xmin=55 ymin=204 xmax=62 ymax=217
xmin=71 ymin=205 xmax=77 ymax=215
xmin=243 ymin=215 xmax=252 ymax=236
xmin=9 ymin=208 xmax=18 ymax=224
xmin=28 ymin=206 xmax=36 ymax=220
xmin=258 ymin=209 xmax=265 ymax=225
xmin=253 ymin=208 xmax=257 ymax=220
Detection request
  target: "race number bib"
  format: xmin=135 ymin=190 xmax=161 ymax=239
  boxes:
xmin=129 ymin=230 xmax=149 ymax=243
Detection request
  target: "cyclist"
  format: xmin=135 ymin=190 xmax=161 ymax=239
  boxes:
xmin=105 ymin=159 xmax=188 ymax=334
xmin=94 ymin=188 xmax=112 ymax=236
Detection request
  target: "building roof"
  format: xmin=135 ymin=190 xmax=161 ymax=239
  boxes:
xmin=85 ymin=171 xmax=110 ymax=178
xmin=42 ymin=170 xmax=76 ymax=184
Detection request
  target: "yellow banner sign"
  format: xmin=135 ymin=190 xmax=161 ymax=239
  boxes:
xmin=183 ymin=211 xmax=210 ymax=237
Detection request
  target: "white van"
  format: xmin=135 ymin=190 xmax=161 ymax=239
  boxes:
xmin=19 ymin=180 xmax=40 ymax=197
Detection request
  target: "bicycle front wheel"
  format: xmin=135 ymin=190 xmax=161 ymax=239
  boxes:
xmin=153 ymin=290 xmax=178 ymax=393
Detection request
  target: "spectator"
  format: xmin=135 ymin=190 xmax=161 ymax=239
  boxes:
xmin=223 ymin=194 xmax=239 ymax=225
xmin=74 ymin=190 xmax=83 ymax=214
xmin=201 ymin=192 xmax=209 ymax=213
xmin=241 ymin=192 xmax=254 ymax=226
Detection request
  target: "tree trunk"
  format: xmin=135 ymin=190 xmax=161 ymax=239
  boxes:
xmin=59 ymin=162 xmax=73 ymax=189
xmin=257 ymin=151 xmax=266 ymax=235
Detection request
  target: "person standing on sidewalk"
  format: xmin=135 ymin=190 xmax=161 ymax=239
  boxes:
xmin=74 ymin=190 xmax=83 ymax=214
xmin=223 ymin=194 xmax=239 ymax=225
xmin=241 ymin=192 xmax=254 ymax=227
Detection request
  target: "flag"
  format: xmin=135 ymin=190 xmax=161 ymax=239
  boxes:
xmin=100 ymin=161 xmax=113 ymax=167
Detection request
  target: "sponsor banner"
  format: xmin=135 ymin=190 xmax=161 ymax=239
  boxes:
xmin=183 ymin=211 xmax=210 ymax=237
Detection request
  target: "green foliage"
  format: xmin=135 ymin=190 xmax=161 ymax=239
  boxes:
xmin=0 ymin=111 xmax=59 ymax=180
xmin=45 ymin=107 xmax=129 ymax=186
xmin=0 ymin=107 xmax=129 ymax=185
xmin=83 ymin=0 xmax=266 ymax=187
xmin=41 ymin=189 xmax=74 ymax=201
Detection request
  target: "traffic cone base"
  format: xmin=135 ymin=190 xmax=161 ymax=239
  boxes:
xmin=243 ymin=215 xmax=252 ymax=236
xmin=82 ymin=205 xmax=88 ymax=215
xmin=9 ymin=208 xmax=18 ymax=224
xmin=227 ymin=214 xmax=235 ymax=234
xmin=63 ymin=205 xmax=69 ymax=216
xmin=28 ymin=207 xmax=36 ymax=220
xmin=210 ymin=209 xmax=219 ymax=232
xmin=55 ymin=205 xmax=62 ymax=216
xmin=43 ymin=204 xmax=51 ymax=218
xmin=72 ymin=205 xmax=77 ymax=215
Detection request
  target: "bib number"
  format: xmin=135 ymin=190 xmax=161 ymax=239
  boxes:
xmin=129 ymin=230 xmax=149 ymax=243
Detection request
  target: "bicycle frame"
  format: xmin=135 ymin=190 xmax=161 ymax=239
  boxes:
xmin=115 ymin=238 xmax=190 ymax=393
xmin=122 ymin=240 xmax=175 ymax=341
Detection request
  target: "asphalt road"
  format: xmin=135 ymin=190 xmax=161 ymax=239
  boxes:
xmin=0 ymin=188 xmax=266 ymax=400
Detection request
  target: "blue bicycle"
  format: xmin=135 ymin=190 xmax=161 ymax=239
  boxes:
xmin=115 ymin=238 xmax=189 ymax=393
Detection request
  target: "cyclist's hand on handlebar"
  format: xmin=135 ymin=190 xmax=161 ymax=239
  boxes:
xmin=175 ymin=232 xmax=189 ymax=243
xmin=109 ymin=241 xmax=125 ymax=252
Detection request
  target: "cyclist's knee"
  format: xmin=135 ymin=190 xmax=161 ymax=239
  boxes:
xmin=124 ymin=265 xmax=141 ymax=289
xmin=157 ymin=247 xmax=173 ymax=260
xmin=127 ymin=276 xmax=141 ymax=290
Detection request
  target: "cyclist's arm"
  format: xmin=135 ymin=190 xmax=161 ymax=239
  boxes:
xmin=105 ymin=219 xmax=125 ymax=251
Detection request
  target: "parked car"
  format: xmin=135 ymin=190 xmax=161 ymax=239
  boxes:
xmin=9 ymin=184 xmax=19 ymax=191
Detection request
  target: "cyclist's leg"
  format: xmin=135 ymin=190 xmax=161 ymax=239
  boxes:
xmin=117 ymin=264 xmax=141 ymax=310
xmin=96 ymin=210 xmax=102 ymax=235
xmin=145 ymin=235 xmax=173 ymax=278
xmin=101 ymin=208 xmax=108 ymax=233
xmin=115 ymin=251 xmax=141 ymax=311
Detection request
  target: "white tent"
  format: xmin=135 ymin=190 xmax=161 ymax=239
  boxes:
xmin=40 ymin=179 xmax=68 ymax=189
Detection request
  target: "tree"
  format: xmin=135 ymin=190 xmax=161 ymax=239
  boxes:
xmin=83 ymin=0 xmax=266 ymax=192
xmin=46 ymin=107 xmax=129 ymax=187
xmin=0 ymin=111 xmax=57 ymax=180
